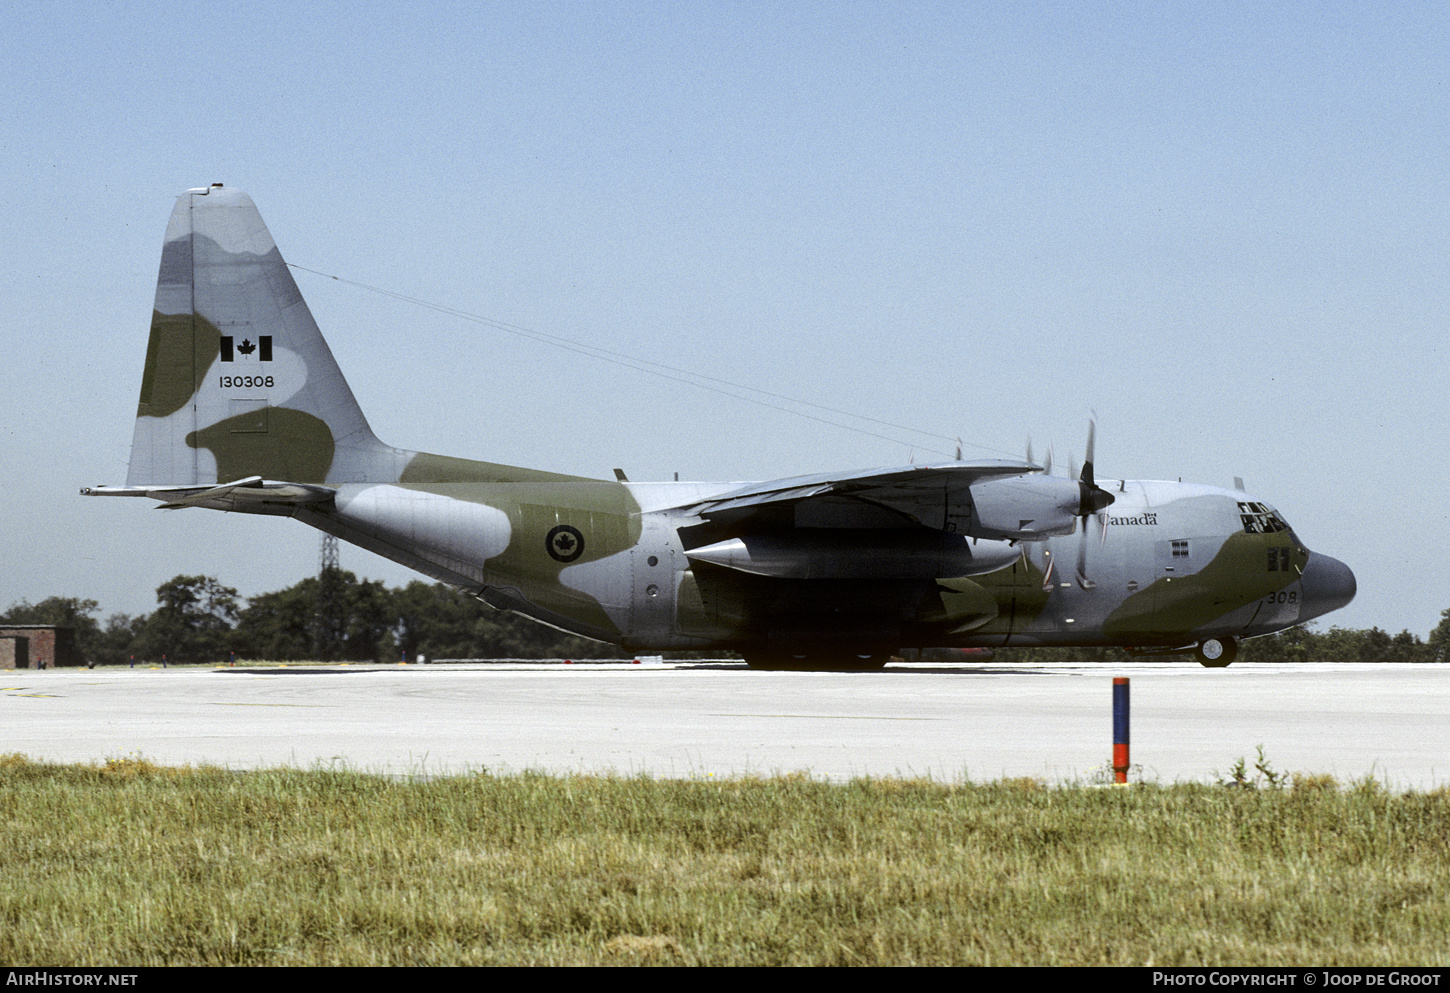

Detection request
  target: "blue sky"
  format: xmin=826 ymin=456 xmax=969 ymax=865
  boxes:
xmin=3 ymin=1 xmax=1445 ymax=637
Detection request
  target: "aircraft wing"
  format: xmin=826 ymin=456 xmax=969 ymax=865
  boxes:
xmin=677 ymin=460 xmax=1044 ymax=534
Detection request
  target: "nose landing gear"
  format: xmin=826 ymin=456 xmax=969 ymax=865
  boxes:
xmin=1194 ymin=636 xmax=1238 ymax=668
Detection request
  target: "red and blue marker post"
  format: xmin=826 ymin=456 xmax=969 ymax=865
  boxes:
xmin=1113 ymin=677 xmax=1130 ymax=783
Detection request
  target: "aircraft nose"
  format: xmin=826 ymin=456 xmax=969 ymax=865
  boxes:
xmin=1300 ymin=552 xmax=1356 ymax=621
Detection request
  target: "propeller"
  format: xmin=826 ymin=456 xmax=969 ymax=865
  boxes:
xmin=1072 ymin=417 xmax=1115 ymax=589
xmin=1026 ymin=421 xmax=1112 ymax=590
xmin=1026 ymin=437 xmax=1052 ymax=476
xmin=1076 ymin=418 xmax=1114 ymax=517
xmin=1040 ymin=547 xmax=1056 ymax=592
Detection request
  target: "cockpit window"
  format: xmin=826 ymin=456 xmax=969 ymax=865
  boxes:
xmin=1239 ymin=501 xmax=1289 ymax=534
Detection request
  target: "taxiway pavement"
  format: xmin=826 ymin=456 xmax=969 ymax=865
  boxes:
xmin=3 ymin=661 xmax=1446 ymax=787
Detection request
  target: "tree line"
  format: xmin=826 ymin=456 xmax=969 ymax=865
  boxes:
xmin=989 ymin=620 xmax=1447 ymax=664
xmin=4 ymin=574 xmax=1448 ymax=665
xmin=1 ymin=572 xmax=627 ymax=666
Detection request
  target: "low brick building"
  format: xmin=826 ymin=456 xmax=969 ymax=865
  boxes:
xmin=0 ymin=626 xmax=82 ymax=668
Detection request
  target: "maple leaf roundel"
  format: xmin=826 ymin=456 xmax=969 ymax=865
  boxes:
xmin=545 ymin=524 xmax=585 ymax=563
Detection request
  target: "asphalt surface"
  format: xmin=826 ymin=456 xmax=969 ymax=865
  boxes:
xmin=4 ymin=661 xmax=1447 ymax=787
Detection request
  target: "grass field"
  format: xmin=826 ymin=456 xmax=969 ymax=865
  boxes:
xmin=2 ymin=754 xmax=1447 ymax=966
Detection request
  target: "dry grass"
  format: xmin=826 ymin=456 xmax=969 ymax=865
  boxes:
xmin=2 ymin=755 xmax=1447 ymax=965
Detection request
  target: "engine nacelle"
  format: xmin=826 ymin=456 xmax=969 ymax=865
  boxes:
xmin=685 ymin=529 xmax=1020 ymax=579
xmin=967 ymin=473 xmax=1083 ymax=541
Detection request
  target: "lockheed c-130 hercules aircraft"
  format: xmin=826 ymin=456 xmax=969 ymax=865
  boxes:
xmin=84 ymin=185 xmax=1356 ymax=669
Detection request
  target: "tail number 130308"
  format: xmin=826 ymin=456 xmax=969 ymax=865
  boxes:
xmin=219 ymin=375 xmax=274 ymax=389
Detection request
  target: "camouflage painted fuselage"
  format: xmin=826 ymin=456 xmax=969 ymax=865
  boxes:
xmin=87 ymin=186 xmax=1356 ymax=665
xmin=299 ymin=470 xmax=1346 ymax=658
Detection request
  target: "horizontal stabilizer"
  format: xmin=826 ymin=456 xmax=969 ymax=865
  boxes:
xmin=82 ymin=477 xmax=335 ymax=511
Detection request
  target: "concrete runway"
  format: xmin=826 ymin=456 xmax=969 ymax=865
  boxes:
xmin=4 ymin=661 xmax=1447 ymax=787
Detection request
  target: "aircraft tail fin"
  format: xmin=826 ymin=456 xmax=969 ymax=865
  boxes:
xmin=125 ymin=184 xmax=409 ymax=487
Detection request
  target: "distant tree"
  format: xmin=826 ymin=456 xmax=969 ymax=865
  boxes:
xmin=391 ymin=581 xmax=624 ymax=660
xmin=391 ymin=581 xmax=478 ymax=661
xmin=1429 ymin=609 xmax=1450 ymax=662
xmin=96 ymin=613 xmax=147 ymax=666
xmin=237 ymin=570 xmax=397 ymax=662
xmin=313 ymin=565 xmax=348 ymax=660
xmin=131 ymin=576 xmax=240 ymax=664
xmin=1240 ymin=624 xmax=1433 ymax=662
xmin=235 ymin=580 xmax=318 ymax=660
xmin=1383 ymin=628 xmax=1426 ymax=662
xmin=1310 ymin=626 xmax=1362 ymax=662
xmin=336 ymin=572 xmax=394 ymax=661
xmin=0 ymin=596 xmax=100 ymax=629
xmin=487 ymin=599 xmax=627 ymax=660
xmin=1240 ymin=625 xmax=1315 ymax=663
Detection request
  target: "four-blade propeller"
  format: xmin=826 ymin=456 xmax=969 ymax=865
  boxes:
xmin=1029 ymin=418 xmax=1116 ymax=590
xmin=1073 ymin=418 xmax=1115 ymax=588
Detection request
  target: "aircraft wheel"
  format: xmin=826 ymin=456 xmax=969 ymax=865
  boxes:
xmin=1194 ymin=637 xmax=1237 ymax=668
